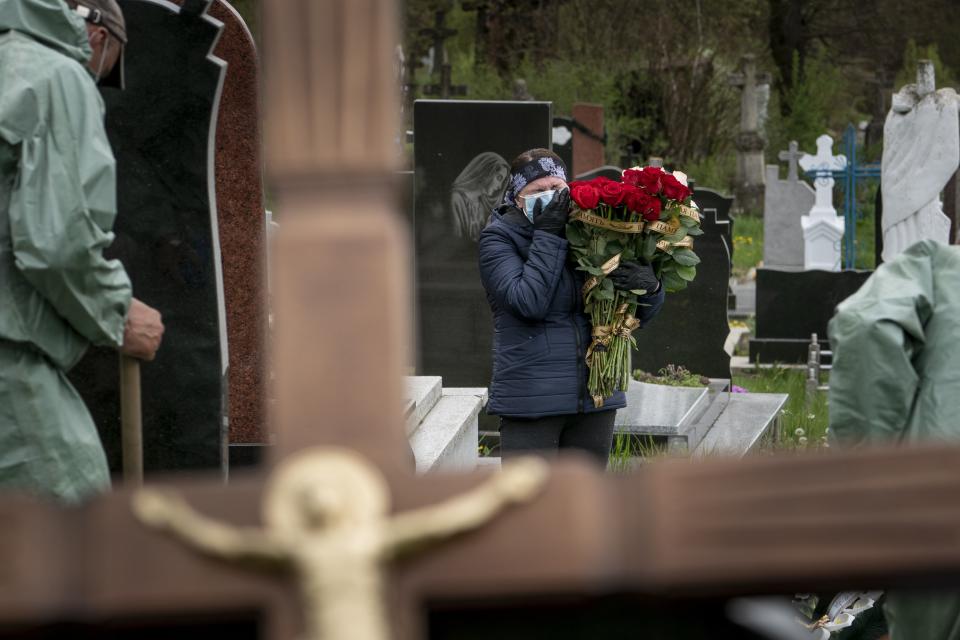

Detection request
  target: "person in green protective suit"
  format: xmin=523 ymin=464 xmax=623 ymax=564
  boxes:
xmin=829 ymin=239 xmax=960 ymax=640
xmin=0 ymin=0 xmax=164 ymax=503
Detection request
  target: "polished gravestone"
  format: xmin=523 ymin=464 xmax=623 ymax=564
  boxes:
xmin=69 ymin=0 xmax=227 ymax=474
xmin=695 ymin=186 xmax=737 ymax=310
xmin=413 ymin=100 xmax=551 ymax=392
xmin=631 ymin=187 xmax=733 ymax=380
xmin=749 ymin=269 xmax=872 ymax=362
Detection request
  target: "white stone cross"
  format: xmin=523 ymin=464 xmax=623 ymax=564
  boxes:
xmin=778 ymin=140 xmax=803 ymax=182
xmin=798 ymin=134 xmax=847 ymax=271
xmin=799 ymin=134 xmax=847 ymax=218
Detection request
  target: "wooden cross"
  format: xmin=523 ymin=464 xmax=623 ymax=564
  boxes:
xmin=778 ymin=140 xmax=803 ymax=182
xmin=421 ymin=62 xmax=467 ymax=100
xmin=3 ymin=2 xmax=960 ymax=640
xmin=418 ymin=8 xmax=457 ymax=77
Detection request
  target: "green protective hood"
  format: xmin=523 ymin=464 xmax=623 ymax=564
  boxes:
xmin=829 ymin=240 xmax=960 ymax=640
xmin=0 ymin=0 xmax=91 ymax=64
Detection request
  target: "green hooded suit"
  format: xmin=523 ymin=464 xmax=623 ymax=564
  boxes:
xmin=0 ymin=0 xmax=132 ymax=502
xmin=830 ymin=239 xmax=960 ymax=640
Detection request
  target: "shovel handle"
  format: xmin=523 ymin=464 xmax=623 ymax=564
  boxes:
xmin=120 ymin=354 xmax=143 ymax=485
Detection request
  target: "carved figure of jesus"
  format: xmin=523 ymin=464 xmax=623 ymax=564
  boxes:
xmin=133 ymin=448 xmax=549 ymax=640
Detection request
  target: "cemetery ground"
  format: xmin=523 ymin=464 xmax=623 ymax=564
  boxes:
xmin=606 ymin=364 xmax=829 ymax=468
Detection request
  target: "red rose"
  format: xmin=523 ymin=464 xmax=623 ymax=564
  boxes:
xmin=625 ymin=189 xmax=662 ymax=221
xmin=642 ymin=197 xmax=663 ymax=221
xmin=637 ymin=166 xmax=664 ymax=194
xmin=599 ymin=181 xmax=626 ymax=207
xmin=623 ymin=185 xmax=645 ymax=212
xmin=622 ymin=169 xmax=643 ymax=187
xmin=570 ymin=183 xmax=601 ymax=210
xmin=661 ymin=174 xmax=692 ymax=202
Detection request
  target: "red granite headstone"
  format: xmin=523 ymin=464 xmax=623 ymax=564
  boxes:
xmin=174 ymin=0 xmax=268 ymax=444
xmin=571 ymin=102 xmax=605 ymax=177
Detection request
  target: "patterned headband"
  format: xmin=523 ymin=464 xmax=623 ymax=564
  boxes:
xmin=503 ymin=156 xmax=568 ymax=206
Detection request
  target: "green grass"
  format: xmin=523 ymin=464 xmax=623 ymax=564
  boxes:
xmin=608 ymin=434 xmax=668 ymax=472
xmin=732 ymin=214 xmax=763 ymax=278
xmin=733 ymin=365 xmax=830 ymax=452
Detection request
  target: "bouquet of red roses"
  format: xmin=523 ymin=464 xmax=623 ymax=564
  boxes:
xmin=566 ymin=166 xmax=702 ymax=406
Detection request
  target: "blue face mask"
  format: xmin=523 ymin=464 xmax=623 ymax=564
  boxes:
xmin=522 ymin=189 xmax=557 ymax=223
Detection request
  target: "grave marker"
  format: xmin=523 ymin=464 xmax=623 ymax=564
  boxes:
xmin=631 ymin=187 xmax=733 ymax=380
xmin=763 ymin=141 xmax=815 ymax=271
xmin=171 ymin=0 xmax=269 ymax=448
xmin=729 ymin=54 xmax=770 ymax=213
xmin=3 ymin=3 xmax=960 ymax=640
xmin=881 ymin=60 xmax=958 ymax=262
xmin=69 ymin=0 xmax=228 ymax=474
xmin=413 ymin=99 xmax=551 ymax=389
xmin=799 ymin=134 xmax=846 ymax=271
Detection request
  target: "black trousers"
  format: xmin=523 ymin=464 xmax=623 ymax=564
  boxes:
xmin=499 ymin=410 xmax=617 ymax=468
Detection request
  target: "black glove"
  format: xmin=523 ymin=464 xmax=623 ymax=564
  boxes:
xmin=532 ymin=188 xmax=571 ymax=236
xmin=608 ymin=260 xmax=660 ymax=293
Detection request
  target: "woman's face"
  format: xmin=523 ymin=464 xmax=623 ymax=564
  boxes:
xmin=488 ymin=164 xmax=510 ymax=198
xmin=516 ymin=176 xmax=568 ymax=209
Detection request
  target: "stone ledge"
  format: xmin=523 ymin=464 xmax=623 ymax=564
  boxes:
xmin=409 ymin=394 xmax=482 ymax=473
xmin=404 ymin=376 xmax=442 ymax=436
xmin=694 ymin=392 xmax=788 ymax=457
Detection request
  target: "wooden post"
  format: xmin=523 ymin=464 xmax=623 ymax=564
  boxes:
xmin=119 ymin=354 xmax=143 ymax=485
xmin=263 ymin=0 xmax=413 ymax=473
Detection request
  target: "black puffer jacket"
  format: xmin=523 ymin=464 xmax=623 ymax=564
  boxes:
xmin=478 ymin=206 xmax=664 ymax=418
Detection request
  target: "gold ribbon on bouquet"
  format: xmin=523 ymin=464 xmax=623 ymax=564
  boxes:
xmin=570 ymin=209 xmax=647 ymax=233
xmin=585 ymin=304 xmax=642 ymax=364
xmin=581 ymin=253 xmax=623 ymax=297
xmin=584 ymin=324 xmax=614 ymax=363
xmin=646 ymin=219 xmax=680 ymax=235
xmin=678 ymin=204 xmax=701 ymax=223
xmin=656 ymin=235 xmax=695 ymax=252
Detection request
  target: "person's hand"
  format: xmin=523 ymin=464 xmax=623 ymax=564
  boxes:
xmin=121 ymin=298 xmax=165 ymax=361
xmin=532 ymin=188 xmax=571 ymax=236
xmin=608 ymin=261 xmax=660 ymax=294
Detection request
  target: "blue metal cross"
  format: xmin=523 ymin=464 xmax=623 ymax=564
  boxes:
xmin=803 ymin=124 xmax=881 ymax=269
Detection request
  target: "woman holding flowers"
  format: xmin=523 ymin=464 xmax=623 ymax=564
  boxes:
xmin=478 ymin=149 xmax=665 ymax=466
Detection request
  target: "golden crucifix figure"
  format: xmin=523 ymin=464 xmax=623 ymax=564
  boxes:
xmin=133 ymin=448 xmax=549 ymax=640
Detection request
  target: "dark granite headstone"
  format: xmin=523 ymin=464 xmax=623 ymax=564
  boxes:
xmin=875 ymin=182 xmax=884 ymax=268
xmin=748 ymin=269 xmax=872 ymax=362
xmin=692 ymin=187 xmax=737 ymax=310
xmin=68 ymin=0 xmax=227 ymax=475
xmin=631 ymin=188 xmax=733 ymax=379
xmin=413 ymin=100 xmax=551 ymax=389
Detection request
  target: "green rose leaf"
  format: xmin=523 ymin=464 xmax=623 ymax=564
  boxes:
xmin=662 ymin=271 xmax=687 ymax=292
xmin=672 ymin=248 xmax=701 ymax=266
xmin=676 ymin=264 xmax=697 ymax=281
